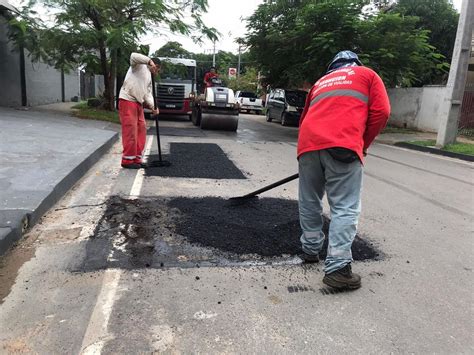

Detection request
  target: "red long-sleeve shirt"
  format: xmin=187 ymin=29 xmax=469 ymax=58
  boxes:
xmin=204 ymin=72 xmax=218 ymax=87
xmin=298 ymin=66 xmax=390 ymax=162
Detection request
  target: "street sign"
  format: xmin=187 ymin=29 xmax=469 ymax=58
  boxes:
xmin=228 ymin=67 xmax=237 ymax=79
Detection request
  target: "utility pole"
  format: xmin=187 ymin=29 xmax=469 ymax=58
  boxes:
xmin=237 ymin=45 xmax=241 ymax=78
xmin=212 ymin=41 xmax=216 ymax=67
xmin=436 ymin=0 xmax=473 ymax=147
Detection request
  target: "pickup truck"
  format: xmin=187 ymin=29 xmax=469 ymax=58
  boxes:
xmin=235 ymin=91 xmax=264 ymax=115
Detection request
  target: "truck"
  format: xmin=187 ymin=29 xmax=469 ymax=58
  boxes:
xmin=235 ymin=91 xmax=264 ymax=115
xmin=154 ymin=57 xmax=197 ymax=118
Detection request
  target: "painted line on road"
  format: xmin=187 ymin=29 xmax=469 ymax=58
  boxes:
xmin=79 ymin=269 xmax=121 ymax=355
xmin=129 ymin=133 xmax=154 ymax=198
xmin=80 ymin=134 xmax=154 ymax=354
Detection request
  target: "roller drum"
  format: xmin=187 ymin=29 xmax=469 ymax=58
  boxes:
xmin=200 ymin=113 xmax=239 ymax=131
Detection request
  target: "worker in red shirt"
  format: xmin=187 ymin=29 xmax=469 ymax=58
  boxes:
xmin=298 ymin=50 xmax=390 ymax=290
xmin=203 ymin=66 xmax=218 ymax=88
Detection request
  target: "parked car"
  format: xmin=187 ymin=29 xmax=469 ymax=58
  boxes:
xmin=265 ymin=89 xmax=307 ymax=126
xmin=235 ymin=91 xmax=264 ymax=115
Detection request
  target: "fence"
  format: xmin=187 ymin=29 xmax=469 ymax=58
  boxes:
xmin=459 ymin=90 xmax=474 ymax=136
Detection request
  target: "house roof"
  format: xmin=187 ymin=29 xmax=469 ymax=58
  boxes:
xmin=0 ymin=0 xmax=19 ymax=13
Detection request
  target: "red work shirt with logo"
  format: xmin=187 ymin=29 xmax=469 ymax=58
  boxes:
xmin=204 ymin=72 xmax=218 ymax=87
xmin=298 ymin=66 xmax=390 ymax=162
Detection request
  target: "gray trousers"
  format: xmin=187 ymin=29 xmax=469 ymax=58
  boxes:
xmin=298 ymin=150 xmax=363 ymax=274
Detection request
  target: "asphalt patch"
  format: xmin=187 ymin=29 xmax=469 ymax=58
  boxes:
xmin=74 ymin=196 xmax=381 ymax=272
xmin=147 ymin=126 xmax=206 ymax=137
xmin=145 ymin=143 xmax=246 ymax=179
xmin=168 ymin=197 xmax=380 ymax=260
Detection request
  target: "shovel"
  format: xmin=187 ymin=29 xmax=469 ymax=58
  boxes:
xmin=146 ymin=74 xmax=171 ymax=167
xmin=229 ymin=173 xmax=299 ymax=202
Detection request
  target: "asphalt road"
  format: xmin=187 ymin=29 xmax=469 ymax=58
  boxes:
xmin=0 ymin=113 xmax=473 ymax=354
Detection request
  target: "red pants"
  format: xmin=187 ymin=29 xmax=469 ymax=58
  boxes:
xmin=119 ymin=99 xmax=146 ymax=165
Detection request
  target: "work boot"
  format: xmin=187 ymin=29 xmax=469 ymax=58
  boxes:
xmin=323 ymin=264 xmax=361 ymax=290
xmin=121 ymin=163 xmax=141 ymax=169
xmin=300 ymin=251 xmax=319 ymax=263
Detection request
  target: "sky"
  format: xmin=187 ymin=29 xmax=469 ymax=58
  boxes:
xmin=141 ymin=0 xmax=265 ymax=55
xmin=142 ymin=0 xmax=463 ymax=55
xmin=8 ymin=0 xmax=464 ymax=55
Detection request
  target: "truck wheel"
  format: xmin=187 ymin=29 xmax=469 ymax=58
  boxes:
xmin=266 ymin=110 xmax=272 ymax=122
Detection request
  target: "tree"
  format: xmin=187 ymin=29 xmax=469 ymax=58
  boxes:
xmin=152 ymin=41 xmax=192 ymax=59
xmin=24 ymin=0 xmax=217 ymax=110
xmin=245 ymin=0 xmax=450 ymax=88
xmin=391 ymin=0 xmax=459 ymax=79
xmin=227 ymin=67 xmax=260 ymax=94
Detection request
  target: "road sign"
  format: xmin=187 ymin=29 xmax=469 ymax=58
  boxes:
xmin=228 ymin=67 xmax=237 ymax=79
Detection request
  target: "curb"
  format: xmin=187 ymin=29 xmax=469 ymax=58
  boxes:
xmin=394 ymin=142 xmax=474 ymax=162
xmin=0 ymin=132 xmax=119 ymax=256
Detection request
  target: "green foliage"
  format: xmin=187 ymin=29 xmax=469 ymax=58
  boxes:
xmin=245 ymin=0 xmax=451 ymax=88
xmin=153 ymin=41 xmax=254 ymax=92
xmin=8 ymin=0 xmax=217 ymax=109
xmin=72 ymin=102 xmax=120 ymax=124
xmin=227 ymin=67 xmax=260 ymax=94
xmin=152 ymin=41 xmax=193 ymax=59
xmin=409 ymin=140 xmax=474 ymax=155
xmin=392 ymin=0 xmax=459 ymax=63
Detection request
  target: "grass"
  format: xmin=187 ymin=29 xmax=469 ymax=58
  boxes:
xmin=71 ymin=101 xmax=120 ymax=124
xmin=409 ymin=139 xmax=474 ymax=156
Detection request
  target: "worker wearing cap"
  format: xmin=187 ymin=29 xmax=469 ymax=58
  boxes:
xmin=203 ymin=66 xmax=219 ymax=88
xmin=118 ymin=53 xmax=160 ymax=169
xmin=298 ymin=50 xmax=390 ymax=290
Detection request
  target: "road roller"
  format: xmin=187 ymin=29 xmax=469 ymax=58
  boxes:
xmin=191 ymin=77 xmax=239 ymax=131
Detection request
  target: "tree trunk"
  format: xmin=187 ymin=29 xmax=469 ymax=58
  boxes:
xmin=98 ymin=40 xmax=112 ymax=110
xmin=108 ymin=48 xmax=118 ymax=111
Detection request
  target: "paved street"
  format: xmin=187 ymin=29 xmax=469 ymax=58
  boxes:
xmin=0 ymin=113 xmax=473 ymax=354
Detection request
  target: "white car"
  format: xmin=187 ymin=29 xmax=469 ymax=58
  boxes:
xmin=235 ymin=91 xmax=264 ymax=115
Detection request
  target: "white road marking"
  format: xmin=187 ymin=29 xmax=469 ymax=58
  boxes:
xmin=129 ymin=134 xmax=154 ymax=198
xmin=79 ymin=269 xmax=121 ymax=355
xmin=80 ymin=134 xmax=154 ymax=354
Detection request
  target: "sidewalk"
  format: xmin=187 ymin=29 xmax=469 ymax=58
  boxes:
xmin=0 ymin=106 xmax=119 ymax=255
xmin=377 ymin=130 xmax=473 ymax=145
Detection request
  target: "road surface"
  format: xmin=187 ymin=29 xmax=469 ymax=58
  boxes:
xmin=0 ymin=113 xmax=473 ymax=354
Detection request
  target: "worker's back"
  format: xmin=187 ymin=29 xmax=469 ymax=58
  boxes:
xmin=298 ymin=65 xmax=390 ymax=162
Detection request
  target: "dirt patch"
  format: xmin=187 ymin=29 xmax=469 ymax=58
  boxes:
xmin=76 ymin=196 xmax=381 ymax=271
xmin=0 ymin=234 xmax=38 ymax=304
xmin=145 ymin=143 xmax=246 ymax=179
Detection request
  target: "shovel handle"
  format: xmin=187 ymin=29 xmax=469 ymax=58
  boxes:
xmin=236 ymin=173 xmax=299 ymax=199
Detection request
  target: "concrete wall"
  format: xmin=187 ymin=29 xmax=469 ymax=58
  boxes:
xmin=24 ymin=60 xmax=62 ymax=106
xmin=387 ymin=88 xmax=423 ymax=129
xmin=0 ymin=17 xmax=21 ymax=107
xmin=0 ymin=15 xmax=80 ymax=107
xmin=24 ymin=57 xmax=80 ymax=106
xmin=64 ymin=70 xmax=80 ymax=101
xmin=416 ymin=86 xmax=446 ymax=132
xmin=388 ymin=86 xmax=447 ymax=133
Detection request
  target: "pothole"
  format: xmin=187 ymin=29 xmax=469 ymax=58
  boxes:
xmin=74 ymin=196 xmax=382 ymax=272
